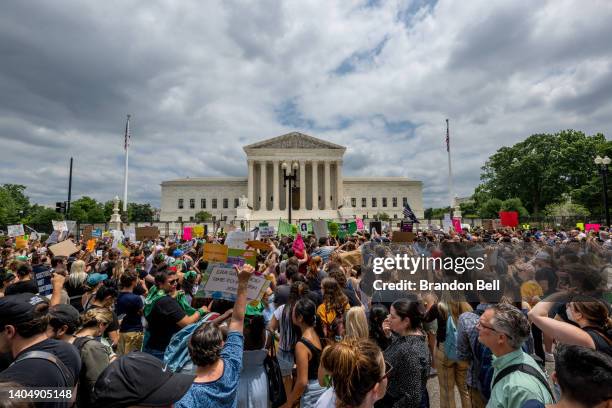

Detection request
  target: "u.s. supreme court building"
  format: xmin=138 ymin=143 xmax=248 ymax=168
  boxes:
xmin=160 ymin=132 xmax=423 ymax=224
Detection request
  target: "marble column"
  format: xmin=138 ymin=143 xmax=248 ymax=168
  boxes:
xmin=312 ymin=161 xmax=319 ymax=210
xmin=247 ymin=160 xmax=254 ymax=208
xmin=260 ymin=161 xmax=267 ymax=211
xmin=299 ymin=160 xmax=306 ymax=210
xmin=324 ymin=160 xmax=331 ymax=210
xmin=273 ymin=160 xmax=280 ymax=211
xmin=336 ymin=160 xmax=343 ymax=208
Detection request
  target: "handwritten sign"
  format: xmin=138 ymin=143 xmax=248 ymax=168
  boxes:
xmin=195 ymin=263 xmax=270 ymax=302
xmin=259 ymin=226 xmax=275 ymax=239
xmin=203 ymin=243 xmax=229 ymax=263
xmin=8 ymin=224 xmax=25 ymax=237
xmin=224 ymin=230 xmax=251 ymax=249
xmin=52 ymin=220 xmax=68 ymax=232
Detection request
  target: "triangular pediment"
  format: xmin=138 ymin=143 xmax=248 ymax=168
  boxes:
xmin=244 ymin=132 xmax=345 ymax=150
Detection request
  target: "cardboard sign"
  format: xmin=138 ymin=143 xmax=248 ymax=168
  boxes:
xmin=227 ymin=248 xmax=257 ymax=268
xmin=245 ymin=240 xmax=272 ymax=251
xmin=225 ymin=230 xmax=251 ymax=250
xmin=195 ymin=262 xmax=270 ymax=302
xmin=391 ymin=232 xmax=416 ymax=243
xmin=35 ymin=266 xmax=53 ymax=296
xmin=15 ymin=236 xmax=27 ymax=249
xmin=86 ymin=239 xmax=96 ymax=252
xmin=8 ymin=224 xmax=25 ymax=237
xmin=203 ymin=243 xmax=229 ymax=262
xmin=82 ymin=225 xmax=93 ymax=242
xmin=259 ymin=226 xmax=275 ymax=239
xmin=312 ymin=220 xmax=328 ymax=238
xmin=135 ymin=226 xmax=159 ymax=241
xmin=49 ymin=239 xmax=80 ymax=257
xmin=52 ymin=220 xmax=68 ymax=232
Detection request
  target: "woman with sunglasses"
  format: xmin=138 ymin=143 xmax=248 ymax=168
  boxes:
xmin=318 ymin=338 xmax=389 ymax=408
xmin=376 ymin=298 xmax=430 ymax=408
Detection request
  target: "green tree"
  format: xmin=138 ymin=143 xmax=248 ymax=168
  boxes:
xmin=374 ymin=212 xmax=390 ymax=221
xmin=194 ymin=211 xmax=212 ymax=222
xmin=69 ymin=197 xmax=105 ymax=223
xmin=0 ymin=184 xmax=31 ymax=229
xmin=128 ymin=203 xmax=155 ymax=222
xmin=479 ymin=198 xmax=503 ymax=218
xmin=501 ymin=198 xmax=529 ymax=217
xmin=544 ymin=200 xmax=590 ymax=217
xmin=24 ymin=205 xmax=63 ymax=233
xmin=476 ymin=130 xmax=610 ymax=214
xmin=424 ymin=207 xmax=452 ymax=219
xmin=459 ymin=201 xmax=479 ymax=218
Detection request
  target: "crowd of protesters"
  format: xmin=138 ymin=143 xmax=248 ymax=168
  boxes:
xmin=0 ymin=223 xmax=611 ymax=408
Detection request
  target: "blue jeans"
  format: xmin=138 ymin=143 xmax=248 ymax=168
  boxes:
xmin=142 ymin=346 xmax=165 ymax=361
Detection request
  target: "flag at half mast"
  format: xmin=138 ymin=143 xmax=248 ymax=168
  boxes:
xmin=402 ymin=202 xmax=420 ymax=224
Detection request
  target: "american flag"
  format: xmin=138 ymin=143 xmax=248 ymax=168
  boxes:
xmin=124 ymin=114 xmax=131 ymax=151
xmin=403 ymin=202 xmax=420 ymax=223
xmin=445 ymin=118 xmax=450 ymax=152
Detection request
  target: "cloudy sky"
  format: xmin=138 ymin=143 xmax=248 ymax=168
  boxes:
xmin=2 ymin=0 xmax=612 ymax=209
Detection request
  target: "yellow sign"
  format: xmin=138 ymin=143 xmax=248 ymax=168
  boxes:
xmin=576 ymin=222 xmax=585 ymax=231
xmin=203 ymin=243 xmax=229 ymax=263
xmin=15 ymin=236 xmax=27 ymax=249
xmin=86 ymin=239 xmax=96 ymax=252
xmin=193 ymin=225 xmax=205 ymax=238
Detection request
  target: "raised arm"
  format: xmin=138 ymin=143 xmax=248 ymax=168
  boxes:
xmin=229 ymin=264 xmax=255 ymax=333
xmin=528 ymin=300 xmax=595 ymax=349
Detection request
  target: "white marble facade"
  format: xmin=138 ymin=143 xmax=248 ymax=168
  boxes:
xmin=160 ymin=132 xmax=423 ymax=223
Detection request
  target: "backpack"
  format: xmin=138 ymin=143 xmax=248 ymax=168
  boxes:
xmin=444 ymin=316 xmax=459 ymax=361
xmin=11 ymin=350 xmax=75 ymax=387
xmin=491 ymin=363 xmax=554 ymax=403
xmin=321 ymin=306 xmax=345 ymax=343
xmin=163 ymin=312 xmax=219 ymax=373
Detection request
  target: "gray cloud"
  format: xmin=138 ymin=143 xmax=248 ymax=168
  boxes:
xmin=1 ymin=0 xmax=611 ymax=210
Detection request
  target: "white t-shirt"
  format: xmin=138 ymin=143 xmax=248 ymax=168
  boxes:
xmin=315 ymin=387 xmax=336 ymax=408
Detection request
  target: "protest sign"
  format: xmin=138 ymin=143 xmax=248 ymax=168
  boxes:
xmin=96 ymin=250 xmax=103 ymax=257
xmin=135 ymin=226 xmax=159 ymax=241
xmin=259 ymin=225 xmax=275 ymax=239
xmin=225 ymin=230 xmax=251 ymax=249
xmin=586 ymin=223 xmax=600 ymax=232
xmin=65 ymin=221 xmax=77 ymax=235
xmin=49 ymin=240 xmax=79 ymax=257
xmin=576 ymin=222 xmax=585 ymax=231
xmin=124 ymin=226 xmax=136 ymax=242
xmin=52 ymin=220 xmax=68 ymax=232
xmin=312 ymin=220 xmax=328 ymax=238
xmin=499 ymin=211 xmax=519 ymax=228
xmin=192 ymin=225 xmax=205 ymax=238
xmin=369 ymin=221 xmax=382 ymax=236
xmin=45 ymin=230 xmax=60 ymax=245
xmin=86 ymin=239 xmax=96 ymax=252
xmin=401 ymin=221 xmax=413 ymax=232
xmin=328 ymin=222 xmax=339 ymax=237
xmin=15 ymin=236 xmax=27 ymax=249
xmin=452 ymin=217 xmax=462 ymax=233
xmin=227 ymin=249 xmax=257 ymax=268
xmin=92 ymin=228 xmax=102 ymax=238
xmin=482 ymin=219 xmax=494 ymax=231
xmin=203 ymin=243 xmax=229 ymax=262
xmin=356 ymin=218 xmax=365 ymax=230
xmin=299 ymin=222 xmax=312 ymax=235
xmin=392 ymin=232 xmax=416 ymax=243
xmin=116 ymin=242 xmax=130 ymax=256
xmin=443 ymin=214 xmax=452 ymax=232
xmin=8 ymin=224 xmax=25 ymax=237
xmin=278 ymin=220 xmax=294 ymax=237
xmin=195 ymin=262 xmax=270 ymax=302
xmin=82 ymin=225 xmax=93 ymax=242
xmin=245 ymin=240 xmax=272 ymax=251
xmin=35 ymin=267 xmax=53 ymax=296
xmin=183 ymin=226 xmax=192 ymax=241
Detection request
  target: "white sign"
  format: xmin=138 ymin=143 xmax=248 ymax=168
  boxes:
xmin=312 ymin=220 xmax=328 ymax=238
xmin=52 ymin=220 xmax=68 ymax=232
xmin=443 ymin=213 xmax=452 ymax=232
xmin=124 ymin=226 xmax=136 ymax=242
xmin=196 ymin=263 xmax=270 ymax=302
xmin=259 ymin=226 xmax=275 ymax=239
xmin=8 ymin=224 xmax=25 ymax=237
xmin=224 ymin=230 xmax=251 ymax=250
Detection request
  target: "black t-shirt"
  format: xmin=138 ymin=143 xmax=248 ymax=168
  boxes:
xmin=0 ymin=339 xmax=81 ymax=408
xmin=145 ymin=296 xmax=186 ymax=351
xmin=65 ymin=283 xmax=87 ymax=312
xmin=116 ymin=292 xmax=144 ymax=332
xmin=4 ymin=279 xmax=39 ymax=296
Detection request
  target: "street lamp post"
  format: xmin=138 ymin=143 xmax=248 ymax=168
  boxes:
xmin=594 ymin=155 xmax=611 ymax=227
xmin=282 ymin=161 xmax=299 ymax=224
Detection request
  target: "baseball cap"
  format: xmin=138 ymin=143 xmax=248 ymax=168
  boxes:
xmin=0 ymin=293 xmax=49 ymax=327
xmin=87 ymin=273 xmax=108 ymax=286
xmin=91 ymin=351 xmax=194 ymax=408
xmin=49 ymin=304 xmax=80 ymax=328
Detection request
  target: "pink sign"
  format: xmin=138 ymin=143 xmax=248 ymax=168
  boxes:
xmin=585 ymin=223 xmax=600 ymax=232
xmin=452 ymin=217 xmax=462 ymax=233
xmin=183 ymin=226 xmax=192 ymax=241
xmin=356 ymin=218 xmax=364 ymax=230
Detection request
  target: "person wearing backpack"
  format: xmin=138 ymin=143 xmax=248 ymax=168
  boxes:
xmin=477 ymin=303 xmax=554 ymax=408
xmin=73 ymin=308 xmax=115 ymax=407
xmin=317 ymin=278 xmax=349 ymax=344
xmin=528 ymin=293 xmax=612 ymax=356
xmin=436 ymin=299 xmax=473 ymax=408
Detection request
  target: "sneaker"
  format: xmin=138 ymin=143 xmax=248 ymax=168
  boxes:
xmin=545 ymin=352 xmax=554 ymax=362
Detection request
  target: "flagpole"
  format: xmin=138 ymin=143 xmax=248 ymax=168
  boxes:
xmin=446 ymin=118 xmax=454 ymax=211
xmin=123 ymin=114 xmax=131 ymax=213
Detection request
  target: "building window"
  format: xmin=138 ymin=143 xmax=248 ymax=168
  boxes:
xmin=189 ymin=216 xmax=194 ymax=221
xmin=223 ymin=198 xmax=228 ymax=209
xmin=351 ymin=198 xmax=356 ymax=207
xmin=178 ymin=199 xmax=183 ymax=209
xmin=178 ymin=216 xmax=183 ymax=222
xmin=403 ymin=197 xmax=408 ymax=206
xmin=189 ymin=199 xmax=195 ymax=209
xmin=394 ymin=214 xmax=398 ymax=219
xmin=392 ymin=197 xmax=398 ymax=207
xmin=201 ymin=198 xmax=206 ymax=209
xmin=382 ymin=197 xmax=387 ymax=207
xmin=212 ymin=199 xmax=217 ymax=209
xmin=234 ymin=198 xmax=239 ymax=208
xmin=372 ymin=197 xmax=377 ymax=207
xmin=362 ymin=197 xmax=367 ymax=207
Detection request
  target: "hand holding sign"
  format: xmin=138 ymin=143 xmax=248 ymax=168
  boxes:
xmin=235 ymin=263 xmax=255 ymax=283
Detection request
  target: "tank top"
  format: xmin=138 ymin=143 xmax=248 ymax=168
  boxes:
xmin=298 ymin=337 xmax=321 ymax=380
